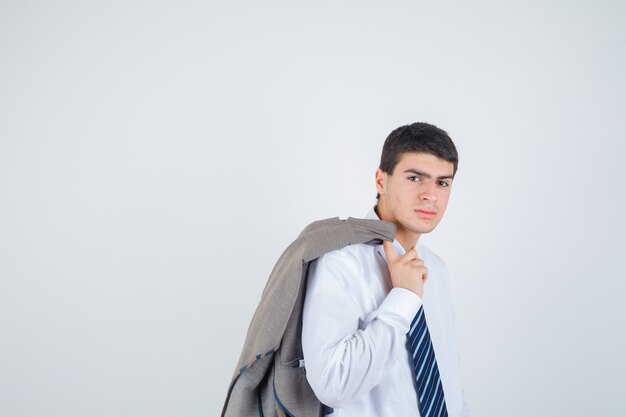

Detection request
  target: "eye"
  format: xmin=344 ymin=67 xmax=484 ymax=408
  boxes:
xmin=408 ymin=176 xmax=421 ymax=182
xmin=438 ymin=180 xmax=449 ymax=187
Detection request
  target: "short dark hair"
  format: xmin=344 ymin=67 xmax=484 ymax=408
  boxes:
xmin=376 ymin=122 xmax=458 ymax=200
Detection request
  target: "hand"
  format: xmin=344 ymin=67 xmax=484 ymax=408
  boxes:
xmin=382 ymin=240 xmax=428 ymax=298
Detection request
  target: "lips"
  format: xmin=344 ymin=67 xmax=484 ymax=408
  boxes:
xmin=415 ymin=209 xmax=436 ymax=219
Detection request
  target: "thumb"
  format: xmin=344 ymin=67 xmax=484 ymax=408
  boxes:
xmin=382 ymin=240 xmax=398 ymax=261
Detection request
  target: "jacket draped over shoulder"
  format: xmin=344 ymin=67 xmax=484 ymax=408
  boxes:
xmin=221 ymin=217 xmax=396 ymax=417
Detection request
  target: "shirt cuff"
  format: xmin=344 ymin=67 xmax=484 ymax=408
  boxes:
xmin=376 ymin=288 xmax=423 ymax=331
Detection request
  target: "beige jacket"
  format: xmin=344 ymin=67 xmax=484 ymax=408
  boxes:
xmin=221 ymin=216 xmax=396 ymax=417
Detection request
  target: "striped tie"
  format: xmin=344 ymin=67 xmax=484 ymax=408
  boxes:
xmin=408 ymin=306 xmax=448 ymax=417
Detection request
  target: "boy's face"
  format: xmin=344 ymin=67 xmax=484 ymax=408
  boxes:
xmin=375 ymin=152 xmax=455 ymax=243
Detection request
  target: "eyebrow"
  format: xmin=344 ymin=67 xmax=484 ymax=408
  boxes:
xmin=401 ymin=169 xmax=454 ymax=180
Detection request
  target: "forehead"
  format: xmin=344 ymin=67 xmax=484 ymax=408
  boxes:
xmin=394 ymin=152 xmax=454 ymax=174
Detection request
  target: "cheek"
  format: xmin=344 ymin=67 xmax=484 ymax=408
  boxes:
xmin=394 ymin=184 xmax=413 ymax=203
xmin=438 ymin=192 xmax=451 ymax=208
xmin=394 ymin=194 xmax=411 ymax=209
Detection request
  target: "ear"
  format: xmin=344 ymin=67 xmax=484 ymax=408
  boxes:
xmin=375 ymin=168 xmax=388 ymax=196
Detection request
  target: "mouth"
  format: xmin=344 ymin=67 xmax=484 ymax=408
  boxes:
xmin=415 ymin=209 xmax=436 ymax=219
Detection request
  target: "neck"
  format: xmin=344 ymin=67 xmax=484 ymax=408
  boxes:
xmin=397 ymin=233 xmax=420 ymax=252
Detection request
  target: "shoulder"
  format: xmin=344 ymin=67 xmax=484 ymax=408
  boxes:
xmin=309 ymin=243 xmax=377 ymax=286
xmin=310 ymin=242 xmax=374 ymax=277
xmin=305 ymin=243 xmax=377 ymax=304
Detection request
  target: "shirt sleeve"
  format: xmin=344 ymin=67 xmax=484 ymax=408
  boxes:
xmin=301 ymin=249 xmax=422 ymax=408
xmin=461 ymin=391 xmax=471 ymax=417
xmin=442 ymin=261 xmax=471 ymax=417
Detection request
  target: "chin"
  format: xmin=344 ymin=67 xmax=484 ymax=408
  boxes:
xmin=413 ymin=224 xmax=438 ymax=234
xmin=405 ymin=225 xmax=432 ymax=235
xmin=401 ymin=219 xmax=438 ymax=235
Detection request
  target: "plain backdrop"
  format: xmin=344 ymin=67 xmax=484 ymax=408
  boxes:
xmin=1 ymin=1 xmax=625 ymax=416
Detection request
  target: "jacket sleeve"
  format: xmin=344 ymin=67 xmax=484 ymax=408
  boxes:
xmin=301 ymin=249 xmax=421 ymax=408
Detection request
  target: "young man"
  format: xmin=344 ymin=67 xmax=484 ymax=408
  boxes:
xmin=302 ymin=123 xmax=469 ymax=417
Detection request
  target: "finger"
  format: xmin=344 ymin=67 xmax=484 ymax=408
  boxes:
xmin=382 ymin=240 xmax=398 ymax=262
xmin=411 ymin=258 xmax=425 ymax=267
xmin=400 ymin=248 xmax=419 ymax=263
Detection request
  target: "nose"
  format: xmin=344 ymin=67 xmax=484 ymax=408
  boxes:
xmin=419 ymin=180 xmax=437 ymax=202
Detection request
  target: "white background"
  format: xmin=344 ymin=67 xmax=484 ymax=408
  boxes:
xmin=1 ymin=1 xmax=625 ymax=416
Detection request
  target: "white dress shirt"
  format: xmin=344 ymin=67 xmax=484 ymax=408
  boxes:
xmin=302 ymin=207 xmax=469 ymax=417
